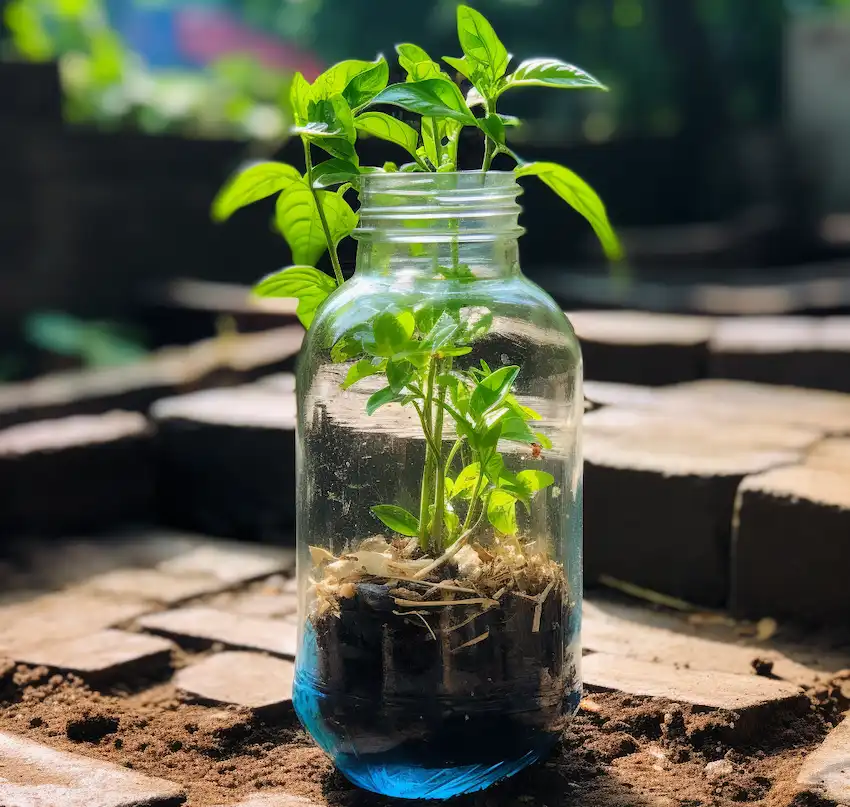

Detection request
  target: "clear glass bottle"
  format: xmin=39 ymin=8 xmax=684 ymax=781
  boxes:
xmin=292 ymin=172 xmax=583 ymax=800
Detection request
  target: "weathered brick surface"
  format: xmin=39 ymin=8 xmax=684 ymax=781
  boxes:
xmin=215 ymin=591 xmax=298 ymax=619
xmin=0 ymin=593 xmax=150 ymax=655
xmin=709 ymin=316 xmax=850 ymax=393
xmin=175 ymin=651 xmax=294 ymax=711
xmin=0 ymin=412 xmax=154 ymax=535
xmin=583 ymin=380 xmax=662 ymax=410
xmin=583 ymin=653 xmax=806 ymax=713
xmin=797 ymin=717 xmax=850 ymax=805
xmin=731 ymin=464 xmax=850 ymax=621
xmin=649 ymin=380 xmax=850 ymax=434
xmin=584 ymin=406 xmax=821 ymax=452
xmin=12 ymin=630 xmax=173 ymax=684
xmin=153 ymin=387 xmax=297 ymax=542
xmin=584 ymin=432 xmax=800 ymax=607
xmin=0 ymin=730 xmax=184 ymax=806
xmin=806 ymin=437 xmax=850 ymax=473
xmin=583 ymin=600 xmax=825 ymax=687
xmin=138 ymin=607 xmax=297 ymax=658
xmin=0 ymin=326 xmax=302 ymax=430
xmin=568 ymin=310 xmax=713 ymax=386
xmin=156 ymin=542 xmax=294 ymax=585
xmin=83 ymin=568 xmax=225 ymax=605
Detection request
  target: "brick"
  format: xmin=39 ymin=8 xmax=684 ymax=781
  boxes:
xmin=806 ymin=438 xmax=850 ymax=473
xmin=0 ymin=412 xmax=154 ymax=536
xmin=731 ymin=465 xmax=850 ymax=621
xmin=255 ymin=373 xmax=296 ymax=393
xmin=11 ymin=629 xmax=172 ymax=685
xmin=175 ymin=651 xmax=294 ymax=711
xmin=583 ymin=600 xmax=824 ymax=687
xmin=567 ymin=310 xmax=713 ymax=386
xmin=156 ymin=542 xmax=294 ymax=585
xmin=583 ymin=653 xmax=806 ymax=713
xmin=797 ymin=717 xmax=850 ymax=804
xmin=649 ymin=380 xmax=850 ymax=435
xmin=584 ymin=431 xmax=799 ymax=607
xmin=0 ymin=326 xmax=302 ymax=429
xmin=0 ymin=593 xmax=150 ymax=655
xmin=584 ymin=407 xmax=821 ymax=452
xmin=583 ymin=380 xmax=662 ymax=410
xmin=215 ymin=591 xmax=298 ymax=619
xmin=0 ymin=730 xmax=184 ymax=806
xmin=138 ymin=607 xmax=297 ymax=658
xmin=83 ymin=568 xmax=224 ymax=605
xmin=709 ymin=316 xmax=850 ymax=393
xmin=152 ymin=387 xmax=296 ymax=542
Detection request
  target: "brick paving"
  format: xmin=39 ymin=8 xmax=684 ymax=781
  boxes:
xmin=0 ymin=730 xmax=185 ymax=807
xmin=11 ymin=629 xmax=173 ymax=684
xmin=137 ymin=606 xmax=298 ymax=658
xmin=175 ymin=652 xmax=294 ymax=712
xmin=798 ymin=717 xmax=850 ymax=804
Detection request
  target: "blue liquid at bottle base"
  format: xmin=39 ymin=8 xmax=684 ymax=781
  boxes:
xmin=293 ymin=622 xmax=580 ymax=800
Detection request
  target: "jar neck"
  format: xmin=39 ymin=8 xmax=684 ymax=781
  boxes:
xmin=353 ymin=171 xmax=525 ymax=281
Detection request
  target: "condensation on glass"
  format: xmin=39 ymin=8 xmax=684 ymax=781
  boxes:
xmin=292 ymin=172 xmax=583 ymax=800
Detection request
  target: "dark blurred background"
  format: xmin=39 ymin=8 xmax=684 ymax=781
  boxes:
xmin=2 ymin=0 xmax=850 ymax=381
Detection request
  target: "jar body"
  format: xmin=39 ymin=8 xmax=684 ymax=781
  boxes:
xmin=292 ymin=173 xmax=583 ymax=800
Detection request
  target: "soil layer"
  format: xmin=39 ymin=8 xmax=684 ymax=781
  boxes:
xmin=0 ymin=658 xmax=842 ymax=807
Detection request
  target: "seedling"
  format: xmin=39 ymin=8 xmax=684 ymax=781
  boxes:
xmin=214 ymin=4 xmax=619 ymax=560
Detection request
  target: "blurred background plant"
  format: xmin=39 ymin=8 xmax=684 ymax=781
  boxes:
xmin=2 ymin=0 xmax=298 ymax=140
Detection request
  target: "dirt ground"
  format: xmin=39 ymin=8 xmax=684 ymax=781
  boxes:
xmin=1 ymin=656 xmax=847 ymax=807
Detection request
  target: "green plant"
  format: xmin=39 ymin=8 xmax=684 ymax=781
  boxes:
xmin=214 ymin=5 xmax=620 ymax=557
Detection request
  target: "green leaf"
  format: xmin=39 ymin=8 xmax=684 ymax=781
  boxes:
xmin=212 ymin=162 xmax=301 ymax=222
xmin=290 ymin=72 xmax=312 ymax=125
xmin=371 ymin=504 xmax=420 ymax=537
xmin=502 ymin=58 xmax=607 ymax=94
xmin=371 ymin=310 xmax=415 ymax=357
xmin=515 ymin=162 xmax=622 ymax=261
xmin=420 ymin=116 xmax=445 ymax=168
xmin=386 ymin=359 xmax=412 ymax=393
xmin=276 ymin=179 xmax=357 ymax=265
xmin=312 ymin=58 xmax=386 ymax=102
xmin=368 ymin=79 xmax=476 ymax=125
xmin=452 ymin=463 xmax=480 ymax=500
xmin=442 ymin=55 xmax=474 ymax=81
xmin=396 ymin=43 xmax=443 ymax=81
xmin=252 ymin=266 xmax=336 ymax=329
xmin=422 ymin=312 xmax=459 ymax=353
xmin=478 ymin=113 xmax=506 ymax=146
xmin=294 ymin=95 xmax=357 ymax=161
xmin=456 ymin=5 xmax=510 ymax=86
xmin=342 ymin=56 xmax=389 ymax=108
xmin=354 ymin=112 xmax=419 ymax=158
xmin=517 ymin=470 xmax=555 ymax=495
xmin=488 ymin=490 xmax=518 ymax=535
xmin=342 ymin=358 xmax=384 ymax=389
xmin=470 ymin=365 xmax=520 ymax=417
xmin=366 ymin=386 xmax=401 ymax=415
xmin=332 ymin=329 xmax=369 ymax=362
xmin=500 ymin=415 xmax=536 ymax=444
xmin=311 ymin=158 xmax=360 ymax=189
xmin=483 ymin=450 xmax=505 ymax=483
xmin=444 ymin=476 xmax=455 ymax=499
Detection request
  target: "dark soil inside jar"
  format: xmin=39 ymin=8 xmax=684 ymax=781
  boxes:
xmin=297 ymin=573 xmax=579 ymax=788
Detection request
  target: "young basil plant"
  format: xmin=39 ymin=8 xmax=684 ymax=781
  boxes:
xmin=212 ymin=5 xmax=619 ymax=554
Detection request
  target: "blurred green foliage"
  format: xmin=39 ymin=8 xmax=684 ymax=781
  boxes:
xmin=24 ymin=311 xmax=149 ymax=367
xmin=4 ymin=0 xmax=293 ymax=139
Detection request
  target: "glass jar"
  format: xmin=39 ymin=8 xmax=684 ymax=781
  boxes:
xmin=292 ymin=172 xmax=583 ymax=800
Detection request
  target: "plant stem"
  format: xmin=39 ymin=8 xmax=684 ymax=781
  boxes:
xmin=430 ymin=366 xmax=448 ymax=551
xmin=302 ymin=139 xmax=344 ymax=287
xmin=461 ymin=464 xmax=487 ymax=534
xmin=430 ymin=117 xmax=442 ymax=167
xmin=445 ymin=438 xmax=463 ymax=475
xmin=417 ymin=359 xmax=439 ymax=551
xmin=414 ymin=490 xmax=491 ymax=580
xmin=481 ymin=99 xmax=497 ymax=172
